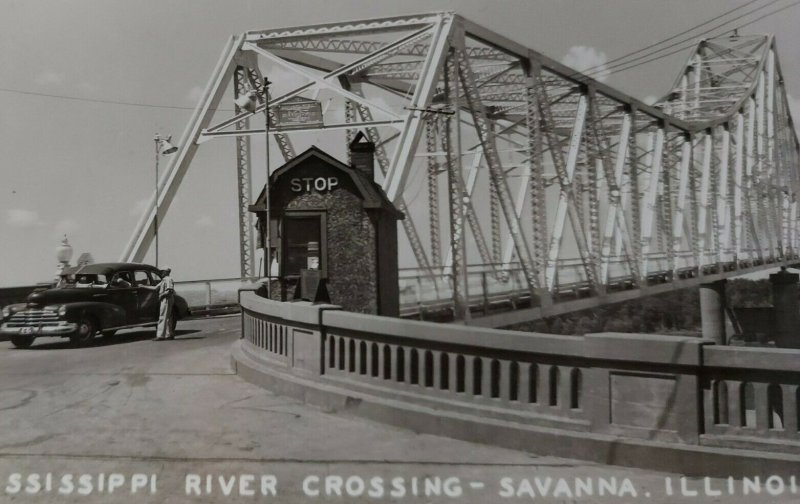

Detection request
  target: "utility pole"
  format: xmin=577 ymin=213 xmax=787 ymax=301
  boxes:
xmin=263 ymin=78 xmax=272 ymax=296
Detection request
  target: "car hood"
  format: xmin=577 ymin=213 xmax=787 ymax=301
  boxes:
xmin=27 ymin=287 xmax=104 ymax=306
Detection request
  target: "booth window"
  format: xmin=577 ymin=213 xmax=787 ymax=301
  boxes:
xmin=282 ymin=213 xmax=326 ymax=277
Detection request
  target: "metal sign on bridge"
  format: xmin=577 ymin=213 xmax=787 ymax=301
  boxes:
xmin=121 ymin=13 xmax=800 ymax=326
xmin=275 ymin=99 xmax=323 ymax=130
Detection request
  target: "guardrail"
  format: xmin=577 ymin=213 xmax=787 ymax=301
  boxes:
xmin=395 ymin=253 xmax=787 ymax=321
xmin=233 ymin=289 xmax=800 ymax=476
xmin=174 ymin=277 xmax=256 ymax=309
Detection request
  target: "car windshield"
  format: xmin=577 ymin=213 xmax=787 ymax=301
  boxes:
xmin=56 ymin=275 xmax=76 ymax=288
xmin=74 ymin=274 xmax=109 ymax=287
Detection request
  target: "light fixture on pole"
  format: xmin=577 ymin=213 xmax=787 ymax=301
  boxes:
xmin=153 ymin=134 xmax=178 ymax=268
xmin=235 ymin=89 xmax=259 ymax=113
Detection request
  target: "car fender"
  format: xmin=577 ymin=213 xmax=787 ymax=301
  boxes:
xmin=63 ymin=302 xmax=126 ymax=329
xmin=173 ymin=295 xmax=191 ymax=319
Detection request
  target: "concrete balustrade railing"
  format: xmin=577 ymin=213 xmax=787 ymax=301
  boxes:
xmin=233 ymin=290 xmax=800 ymax=475
xmin=702 ymin=345 xmax=800 ymax=451
xmin=322 ymin=308 xmax=589 ymax=432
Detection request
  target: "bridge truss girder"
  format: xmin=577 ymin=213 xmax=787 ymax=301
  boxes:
xmin=120 ymin=13 xmax=800 ymax=327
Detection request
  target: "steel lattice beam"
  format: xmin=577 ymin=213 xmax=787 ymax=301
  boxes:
xmin=121 ymin=14 xmax=800 ymax=327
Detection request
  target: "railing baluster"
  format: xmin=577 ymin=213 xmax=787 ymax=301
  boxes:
xmin=378 ymin=343 xmax=386 ymax=379
xmin=403 ymin=348 xmax=412 ymax=384
xmin=389 ymin=345 xmax=399 ymax=381
xmin=782 ymin=385 xmax=798 ymax=434
xmin=755 ymin=382 xmax=770 ymax=432
xmin=464 ymin=356 xmax=475 ymax=396
xmin=499 ymin=360 xmax=511 ymax=401
xmin=344 ymin=338 xmax=352 ymax=373
xmin=448 ymin=353 xmax=458 ymax=393
xmin=538 ymin=364 xmax=550 ymax=406
xmin=728 ymin=380 xmax=743 ymax=430
xmin=486 ymin=359 xmax=497 ymax=399
xmin=518 ymin=362 xmax=530 ymax=403
xmin=432 ymin=350 xmax=443 ymax=389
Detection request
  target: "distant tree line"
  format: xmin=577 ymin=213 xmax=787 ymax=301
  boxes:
xmin=511 ymin=279 xmax=772 ymax=336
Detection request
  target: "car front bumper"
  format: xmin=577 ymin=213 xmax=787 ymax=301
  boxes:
xmin=0 ymin=322 xmax=77 ymax=336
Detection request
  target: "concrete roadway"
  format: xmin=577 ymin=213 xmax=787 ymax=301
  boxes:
xmin=0 ymin=316 xmax=789 ymax=503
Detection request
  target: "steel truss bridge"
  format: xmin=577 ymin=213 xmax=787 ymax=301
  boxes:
xmin=121 ymin=13 xmax=800 ymax=327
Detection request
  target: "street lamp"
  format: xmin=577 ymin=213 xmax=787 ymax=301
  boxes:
xmin=153 ymin=134 xmax=178 ymax=268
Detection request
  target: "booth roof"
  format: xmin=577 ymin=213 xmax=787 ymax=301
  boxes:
xmin=252 ymin=146 xmax=403 ymax=219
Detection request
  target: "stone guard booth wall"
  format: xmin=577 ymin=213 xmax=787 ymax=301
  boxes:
xmin=250 ymin=143 xmax=402 ymax=316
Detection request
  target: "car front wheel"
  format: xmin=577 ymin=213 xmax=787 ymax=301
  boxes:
xmin=10 ymin=334 xmax=34 ymax=349
xmin=70 ymin=317 xmax=96 ymax=347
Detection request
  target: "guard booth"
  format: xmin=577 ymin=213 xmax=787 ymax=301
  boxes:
xmin=249 ymin=134 xmax=403 ymax=316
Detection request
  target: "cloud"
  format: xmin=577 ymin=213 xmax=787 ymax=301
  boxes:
xmin=129 ymin=198 xmax=150 ymax=217
xmin=561 ymin=46 xmax=609 ymax=82
xmin=7 ymin=209 xmax=43 ymax=228
xmin=186 ymin=85 xmax=205 ymax=104
xmin=194 ymin=215 xmax=214 ymax=228
xmin=54 ymin=218 xmax=80 ymax=238
xmin=34 ymin=70 xmax=66 ymax=86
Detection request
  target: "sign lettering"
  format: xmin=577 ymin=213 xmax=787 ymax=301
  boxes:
xmin=275 ymin=101 xmax=323 ymax=129
xmin=290 ymin=177 xmax=339 ymax=193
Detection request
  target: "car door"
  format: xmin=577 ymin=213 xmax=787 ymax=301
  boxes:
xmin=134 ymin=270 xmax=160 ymax=323
xmin=108 ymin=271 xmax=138 ymax=325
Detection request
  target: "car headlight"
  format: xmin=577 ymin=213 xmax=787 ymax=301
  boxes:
xmin=45 ymin=305 xmax=67 ymax=316
xmin=1 ymin=306 xmax=10 ymax=319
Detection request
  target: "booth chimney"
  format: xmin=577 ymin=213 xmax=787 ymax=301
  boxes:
xmin=349 ymin=131 xmax=375 ymax=181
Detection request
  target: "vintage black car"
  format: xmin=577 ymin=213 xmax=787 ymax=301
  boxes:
xmin=0 ymin=263 xmax=190 ymax=348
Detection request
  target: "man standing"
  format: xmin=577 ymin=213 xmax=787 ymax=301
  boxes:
xmin=153 ymin=267 xmax=175 ymax=340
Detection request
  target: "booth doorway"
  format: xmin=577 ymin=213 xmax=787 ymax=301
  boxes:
xmin=282 ymin=213 xmax=326 ymax=277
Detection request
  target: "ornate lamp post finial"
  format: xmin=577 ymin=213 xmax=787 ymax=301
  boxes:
xmin=55 ymin=235 xmax=74 ymax=282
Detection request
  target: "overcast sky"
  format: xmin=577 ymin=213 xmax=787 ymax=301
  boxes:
xmin=1 ymin=0 xmax=798 ymax=286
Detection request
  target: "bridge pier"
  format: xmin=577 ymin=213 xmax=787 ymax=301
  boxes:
xmin=770 ymin=268 xmax=800 ymax=348
xmin=700 ymin=279 xmax=727 ymax=344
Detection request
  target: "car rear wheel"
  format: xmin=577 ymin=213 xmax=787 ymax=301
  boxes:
xmin=10 ymin=334 xmax=34 ymax=349
xmin=70 ymin=317 xmax=96 ymax=347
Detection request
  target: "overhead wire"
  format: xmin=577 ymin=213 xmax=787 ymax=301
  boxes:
xmin=597 ymin=0 xmax=800 ymax=77
xmin=577 ymin=0 xmax=782 ymax=76
xmin=583 ymin=0 xmax=799 ymax=79
xmin=0 ymin=86 xmax=230 ymax=111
